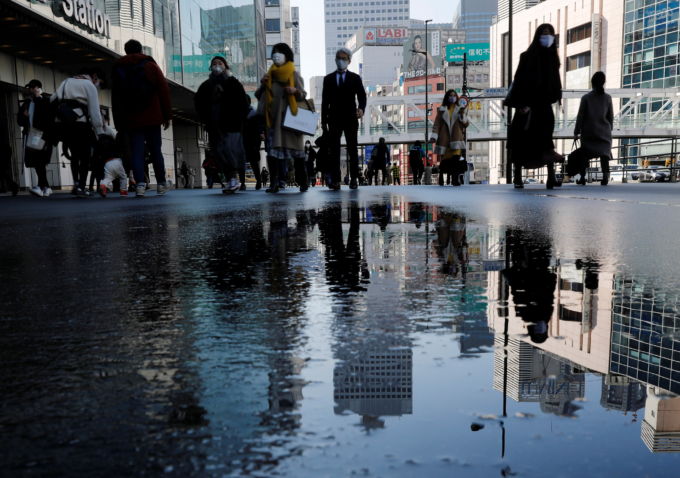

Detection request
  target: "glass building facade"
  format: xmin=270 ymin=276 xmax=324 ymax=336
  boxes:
xmin=610 ymin=276 xmax=680 ymax=395
xmin=622 ymin=0 xmax=680 ymax=90
xmin=178 ymin=0 xmax=265 ymax=92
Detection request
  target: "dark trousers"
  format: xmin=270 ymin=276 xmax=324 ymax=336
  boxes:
xmin=130 ymin=125 xmax=166 ymax=185
xmin=63 ymin=123 xmax=94 ymax=190
xmin=34 ymin=163 xmax=49 ymax=189
xmin=328 ymin=119 xmax=359 ymax=185
xmin=239 ymin=150 xmax=262 ymax=185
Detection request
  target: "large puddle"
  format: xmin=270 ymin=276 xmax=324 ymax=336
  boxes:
xmin=1 ymin=195 xmax=680 ymax=476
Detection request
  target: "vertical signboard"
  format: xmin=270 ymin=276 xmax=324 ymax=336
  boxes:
xmin=591 ymin=13 xmax=602 ymax=71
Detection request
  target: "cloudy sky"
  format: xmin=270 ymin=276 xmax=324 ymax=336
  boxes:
xmin=292 ymin=0 xmax=461 ymax=85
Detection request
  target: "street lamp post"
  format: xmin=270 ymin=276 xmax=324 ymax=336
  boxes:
xmin=424 ymin=19 xmax=433 ymax=184
xmin=505 ymin=0 xmax=514 ymax=183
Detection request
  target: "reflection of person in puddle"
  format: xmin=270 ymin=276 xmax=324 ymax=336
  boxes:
xmin=368 ymin=202 xmax=391 ymax=232
xmin=503 ymin=229 xmax=556 ymax=343
xmin=318 ymin=203 xmax=369 ymax=292
xmin=435 ymin=213 xmax=468 ymax=277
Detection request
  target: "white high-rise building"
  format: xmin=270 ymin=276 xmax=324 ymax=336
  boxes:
xmin=265 ymin=0 xmax=300 ymax=70
xmin=323 ymin=0 xmax=411 ymax=74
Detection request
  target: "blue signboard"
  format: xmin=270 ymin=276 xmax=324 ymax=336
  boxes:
xmin=445 ymin=43 xmax=490 ymax=62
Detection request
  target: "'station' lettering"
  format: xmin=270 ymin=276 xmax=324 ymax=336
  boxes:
xmin=54 ymin=0 xmax=111 ymax=38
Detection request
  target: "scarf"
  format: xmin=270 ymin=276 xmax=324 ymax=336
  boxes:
xmin=265 ymin=61 xmax=298 ymax=128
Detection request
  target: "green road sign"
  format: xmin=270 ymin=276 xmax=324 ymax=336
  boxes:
xmin=445 ymin=43 xmax=490 ymax=62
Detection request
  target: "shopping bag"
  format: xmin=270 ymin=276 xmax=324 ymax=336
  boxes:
xmin=283 ymin=99 xmax=319 ymax=136
xmin=26 ymin=128 xmax=46 ymax=151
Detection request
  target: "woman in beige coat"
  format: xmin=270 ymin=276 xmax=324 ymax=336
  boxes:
xmin=256 ymin=43 xmax=308 ymax=193
xmin=430 ymin=89 xmax=469 ymax=186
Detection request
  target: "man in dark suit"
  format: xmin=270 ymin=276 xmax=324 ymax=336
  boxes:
xmin=321 ymin=47 xmax=367 ymax=190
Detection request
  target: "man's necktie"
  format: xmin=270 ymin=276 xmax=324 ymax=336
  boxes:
xmin=339 ymin=73 xmax=344 ymax=87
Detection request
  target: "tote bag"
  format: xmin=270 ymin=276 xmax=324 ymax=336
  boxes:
xmin=283 ymin=99 xmax=319 ymax=136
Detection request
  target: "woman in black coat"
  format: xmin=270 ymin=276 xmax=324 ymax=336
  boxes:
xmin=505 ymin=24 xmax=563 ymax=189
xmin=18 ymin=79 xmax=55 ymax=196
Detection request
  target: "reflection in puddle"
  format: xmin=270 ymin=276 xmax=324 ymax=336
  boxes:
xmin=3 ymin=196 xmax=680 ymax=476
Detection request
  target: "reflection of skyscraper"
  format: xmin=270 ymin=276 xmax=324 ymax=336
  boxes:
xmin=494 ymin=337 xmax=585 ymax=416
xmin=334 ymin=348 xmax=413 ymax=417
xmin=641 ymin=386 xmax=680 ymax=453
xmin=600 ymin=375 xmax=646 ymax=413
xmin=610 ymin=276 xmax=680 ymax=395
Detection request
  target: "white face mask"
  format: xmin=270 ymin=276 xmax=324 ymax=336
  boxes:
xmin=539 ymin=34 xmax=555 ymax=48
xmin=34 ymin=88 xmax=43 ymax=97
xmin=272 ymin=53 xmax=286 ymax=66
xmin=336 ymin=58 xmax=349 ymax=71
xmin=211 ymin=65 xmax=224 ymax=75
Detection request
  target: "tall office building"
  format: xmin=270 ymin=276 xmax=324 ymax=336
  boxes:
xmin=323 ymin=0 xmax=410 ymax=74
xmin=265 ymin=0 xmax=299 ymax=69
xmin=452 ymin=0 xmax=498 ymax=43
xmin=497 ymin=0 xmax=543 ymax=20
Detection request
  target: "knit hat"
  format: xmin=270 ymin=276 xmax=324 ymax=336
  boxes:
xmin=210 ymin=56 xmax=229 ymax=69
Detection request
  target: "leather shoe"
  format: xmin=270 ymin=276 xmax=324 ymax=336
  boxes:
xmin=349 ymin=179 xmax=358 ymax=189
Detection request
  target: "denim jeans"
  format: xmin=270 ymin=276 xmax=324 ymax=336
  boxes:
xmin=130 ymin=125 xmax=166 ymax=185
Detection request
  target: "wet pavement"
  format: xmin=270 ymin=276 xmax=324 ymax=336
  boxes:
xmin=3 ymin=183 xmax=680 ymax=477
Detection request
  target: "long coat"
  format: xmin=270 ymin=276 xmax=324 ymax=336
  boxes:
xmin=255 ymin=71 xmax=307 ymax=153
xmin=574 ymin=90 xmax=613 ymax=157
xmin=431 ymin=106 xmax=468 ymax=153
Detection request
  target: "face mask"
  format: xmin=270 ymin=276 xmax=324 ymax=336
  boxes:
xmin=458 ymin=99 xmax=467 ymax=108
xmin=448 ymin=96 xmax=458 ymax=105
xmin=34 ymin=88 xmax=42 ymax=96
xmin=336 ymin=59 xmax=349 ymax=71
xmin=539 ymin=34 xmax=555 ymax=48
xmin=211 ymin=65 xmax=224 ymax=75
xmin=272 ymin=53 xmax=286 ymax=66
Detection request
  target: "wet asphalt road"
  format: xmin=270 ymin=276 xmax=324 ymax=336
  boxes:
xmin=2 ymin=183 xmax=680 ymax=477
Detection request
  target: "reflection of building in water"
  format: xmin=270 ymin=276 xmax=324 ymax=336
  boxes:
xmin=600 ymin=375 xmax=646 ymax=413
xmin=488 ymin=257 xmax=615 ymax=375
xmin=334 ymin=348 xmax=413 ymax=417
xmin=610 ymin=277 xmax=680 ymax=396
xmin=493 ymin=337 xmax=585 ymax=416
xmin=641 ymin=386 xmax=680 ymax=453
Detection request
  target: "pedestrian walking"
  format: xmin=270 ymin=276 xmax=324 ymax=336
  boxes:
xmin=180 ymin=161 xmax=190 ymax=188
xmin=243 ymin=95 xmax=263 ymax=190
xmin=256 ymin=43 xmax=308 ymax=193
xmin=51 ymin=67 xmax=105 ymax=197
xmin=261 ymin=167 xmax=269 ymax=187
xmin=391 ymin=162 xmax=401 ymax=185
xmin=112 ymin=39 xmax=172 ymax=198
xmin=409 ymin=140 xmax=425 ymax=185
xmin=194 ymin=55 xmax=249 ymax=194
xmin=304 ymin=140 xmax=317 ymax=187
xmin=372 ymin=138 xmax=390 ymax=185
xmin=431 ymin=89 xmax=469 ymax=186
xmin=96 ymin=123 xmax=129 ymax=197
xmin=321 ymin=47 xmax=367 ymax=190
xmin=18 ymin=79 xmax=54 ymax=197
xmin=567 ymin=72 xmax=613 ymax=186
xmin=505 ymin=23 xmax=563 ymax=189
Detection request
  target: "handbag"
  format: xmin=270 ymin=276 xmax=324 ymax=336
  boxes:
xmin=283 ymin=99 xmax=319 ymax=136
xmin=26 ymin=128 xmax=46 ymax=151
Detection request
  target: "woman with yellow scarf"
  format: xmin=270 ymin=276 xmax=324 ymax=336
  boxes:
xmin=255 ymin=43 xmax=308 ymax=193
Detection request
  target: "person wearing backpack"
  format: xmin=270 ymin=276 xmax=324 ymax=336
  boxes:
xmin=51 ymin=67 xmax=105 ymax=197
xmin=112 ymin=39 xmax=172 ymax=198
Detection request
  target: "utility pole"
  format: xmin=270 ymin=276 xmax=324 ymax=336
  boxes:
xmin=505 ymin=0 xmax=514 ymax=183
xmin=463 ymin=52 xmax=468 ymax=95
xmin=424 ymin=19 xmax=432 ymax=184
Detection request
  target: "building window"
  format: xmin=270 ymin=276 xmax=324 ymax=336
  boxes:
xmin=265 ymin=0 xmax=280 ymax=5
xmin=566 ymin=51 xmax=591 ymax=72
xmin=436 ymin=83 xmax=444 ymax=91
xmin=567 ymin=22 xmax=592 ymax=44
xmin=265 ymin=18 xmax=280 ymax=32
